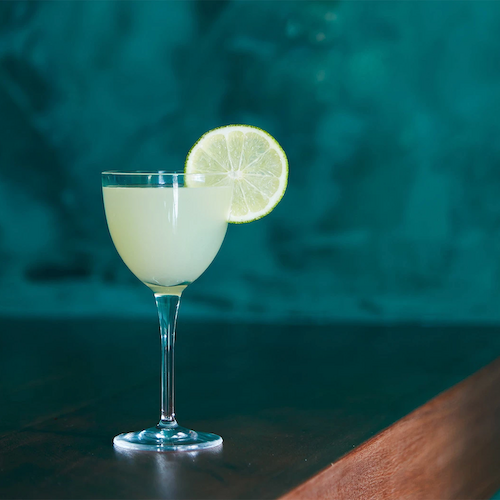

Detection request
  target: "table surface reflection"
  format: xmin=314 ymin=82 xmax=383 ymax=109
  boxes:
xmin=1 ymin=317 xmax=500 ymax=499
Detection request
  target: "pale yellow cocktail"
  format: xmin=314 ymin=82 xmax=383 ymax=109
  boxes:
xmin=103 ymin=185 xmax=231 ymax=294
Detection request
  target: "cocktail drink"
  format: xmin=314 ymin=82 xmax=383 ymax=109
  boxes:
xmin=102 ymin=125 xmax=288 ymax=452
xmin=103 ymin=178 xmax=232 ymax=295
xmin=102 ymin=173 xmax=231 ymax=451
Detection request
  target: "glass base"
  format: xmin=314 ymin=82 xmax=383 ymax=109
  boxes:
xmin=113 ymin=423 xmax=223 ymax=452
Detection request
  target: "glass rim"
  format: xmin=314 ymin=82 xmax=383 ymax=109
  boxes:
xmin=101 ymin=170 xmax=220 ymax=176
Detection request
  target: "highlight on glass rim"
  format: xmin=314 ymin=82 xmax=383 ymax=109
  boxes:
xmin=101 ymin=124 xmax=288 ymax=451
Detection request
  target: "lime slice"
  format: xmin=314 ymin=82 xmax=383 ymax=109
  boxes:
xmin=185 ymin=125 xmax=288 ymax=223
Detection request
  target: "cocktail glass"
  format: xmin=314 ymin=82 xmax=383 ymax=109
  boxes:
xmin=102 ymin=171 xmax=232 ymax=451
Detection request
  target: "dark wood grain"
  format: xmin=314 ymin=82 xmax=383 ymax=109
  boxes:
xmin=1 ymin=318 xmax=500 ymax=499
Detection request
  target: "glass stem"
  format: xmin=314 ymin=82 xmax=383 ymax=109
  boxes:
xmin=155 ymin=293 xmax=181 ymax=429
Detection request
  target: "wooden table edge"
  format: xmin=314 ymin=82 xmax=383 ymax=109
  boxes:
xmin=280 ymin=357 xmax=500 ymax=500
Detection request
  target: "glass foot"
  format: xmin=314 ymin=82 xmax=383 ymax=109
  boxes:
xmin=113 ymin=423 xmax=223 ymax=452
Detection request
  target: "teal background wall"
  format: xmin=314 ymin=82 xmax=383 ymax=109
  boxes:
xmin=1 ymin=0 xmax=500 ymax=323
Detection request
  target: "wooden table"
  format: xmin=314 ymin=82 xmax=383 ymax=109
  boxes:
xmin=1 ymin=318 xmax=500 ymax=499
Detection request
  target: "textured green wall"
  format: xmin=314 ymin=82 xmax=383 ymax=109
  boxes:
xmin=1 ymin=1 xmax=500 ymax=322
